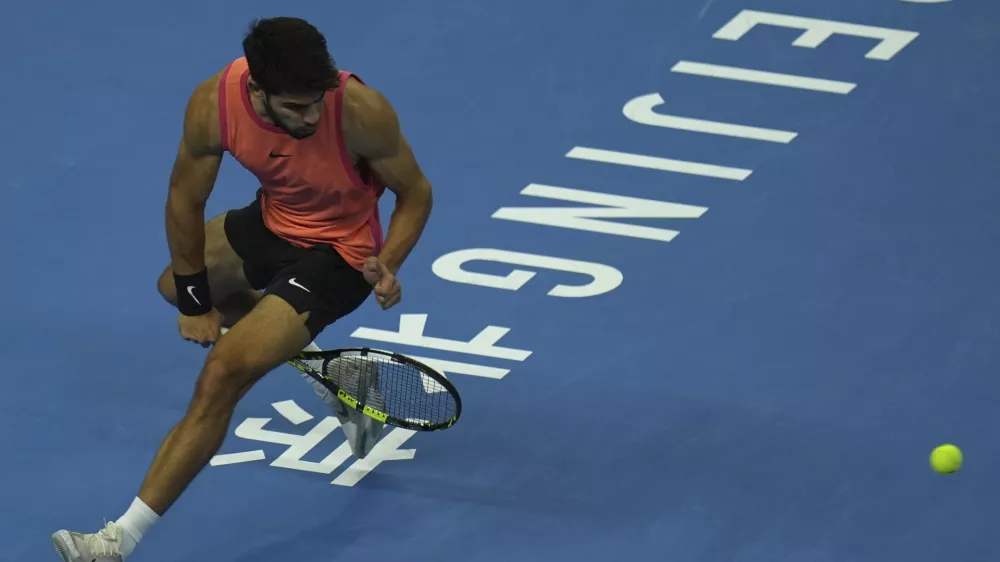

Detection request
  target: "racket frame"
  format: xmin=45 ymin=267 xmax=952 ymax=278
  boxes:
xmin=289 ymin=347 xmax=462 ymax=432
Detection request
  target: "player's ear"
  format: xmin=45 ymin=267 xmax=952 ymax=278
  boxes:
xmin=246 ymin=77 xmax=263 ymax=97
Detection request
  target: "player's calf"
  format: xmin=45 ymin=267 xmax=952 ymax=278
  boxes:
xmin=137 ymin=353 xmax=256 ymax=515
xmin=50 ymin=349 xmax=268 ymax=561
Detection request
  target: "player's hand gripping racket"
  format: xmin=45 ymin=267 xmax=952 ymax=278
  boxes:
xmin=218 ymin=327 xmax=461 ymax=431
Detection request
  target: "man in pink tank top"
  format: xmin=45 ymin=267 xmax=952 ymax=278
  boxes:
xmin=52 ymin=17 xmax=434 ymax=562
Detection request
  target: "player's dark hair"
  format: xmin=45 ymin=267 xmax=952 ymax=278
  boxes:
xmin=242 ymin=17 xmax=340 ymax=96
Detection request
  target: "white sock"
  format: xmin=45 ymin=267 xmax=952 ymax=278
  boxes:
xmin=115 ymin=497 xmax=160 ymax=556
xmin=302 ymin=340 xmax=321 ymax=352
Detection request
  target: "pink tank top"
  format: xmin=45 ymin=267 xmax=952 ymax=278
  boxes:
xmin=217 ymin=57 xmax=384 ymax=271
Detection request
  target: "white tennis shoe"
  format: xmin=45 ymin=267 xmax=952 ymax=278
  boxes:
xmin=51 ymin=521 xmax=126 ymax=562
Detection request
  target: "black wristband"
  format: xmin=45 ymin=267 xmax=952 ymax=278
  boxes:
xmin=174 ymin=269 xmax=214 ymax=316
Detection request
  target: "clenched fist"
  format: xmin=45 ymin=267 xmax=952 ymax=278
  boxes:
xmin=178 ymin=308 xmax=223 ymax=347
xmin=363 ymin=256 xmax=401 ymax=310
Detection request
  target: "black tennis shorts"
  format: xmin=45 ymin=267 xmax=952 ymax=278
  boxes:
xmin=223 ymin=189 xmax=373 ymax=339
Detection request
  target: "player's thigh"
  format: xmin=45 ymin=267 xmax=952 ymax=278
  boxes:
xmin=264 ymin=246 xmax=373 ymax=340
xmin=204 ymin=211 xmax=252 ymax=294
xmin=158 ymin=211 xmax=251 ymax=302
xmin=196 ymin=294 xmax=313 ymax=407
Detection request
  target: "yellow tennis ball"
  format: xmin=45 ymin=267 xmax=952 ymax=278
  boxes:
xmin=930 ymin=444 xmax=962 ymax=474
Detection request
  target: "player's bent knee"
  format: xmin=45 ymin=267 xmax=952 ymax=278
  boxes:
xmin=157 ymin=267 xmax=176 ymax=304
xmin=188 ymin=355 xmax=250 ymax=418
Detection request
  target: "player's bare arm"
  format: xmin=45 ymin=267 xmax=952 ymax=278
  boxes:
xmin=165 ymin=73 xmax=225 ymax=277
xmin=343 ymin=80 xmax=433 ymax=274
xmin=164 ymin=72 xmax=227 ymax=343
xmin=342 ymin=80 xmax=433 ymax=308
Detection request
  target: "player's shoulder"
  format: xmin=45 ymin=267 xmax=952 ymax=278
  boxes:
xmin=341 ymin=77 xmax=400 ymax=157
xmin=182 ymin=67 xmax=227 ymax=154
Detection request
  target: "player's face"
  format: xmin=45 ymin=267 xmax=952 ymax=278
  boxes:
xmin=265 ymin=91 xmax=326 ymax=139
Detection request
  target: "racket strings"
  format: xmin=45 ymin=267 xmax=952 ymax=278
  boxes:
xmin=324 ymin=355 xmax=457 ymax=425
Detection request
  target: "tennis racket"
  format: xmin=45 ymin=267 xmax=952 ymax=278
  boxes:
xmin=218 ymin=327 xmax=461 ymax=431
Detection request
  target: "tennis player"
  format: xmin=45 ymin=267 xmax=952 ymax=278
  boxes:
xmin=51 ymin=16 xmax=433 ymax=562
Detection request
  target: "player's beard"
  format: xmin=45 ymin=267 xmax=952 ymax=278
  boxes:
xmin=263 ymin=94 xmax=316 ymax=140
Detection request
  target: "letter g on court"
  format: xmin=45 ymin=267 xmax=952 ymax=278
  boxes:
xmin=431 ymin=248 xmax=623 ymax=298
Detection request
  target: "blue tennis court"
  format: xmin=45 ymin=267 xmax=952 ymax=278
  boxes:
xmin=3 ymin=0 xmax=999 ymax=560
